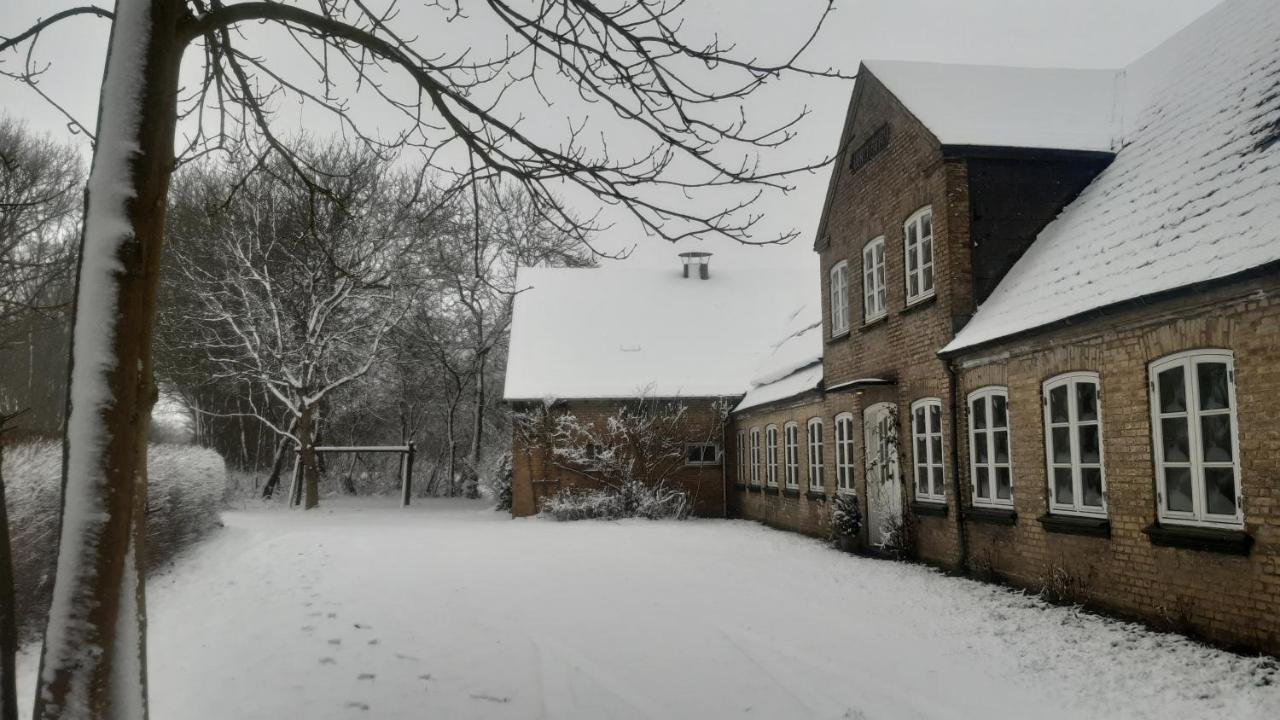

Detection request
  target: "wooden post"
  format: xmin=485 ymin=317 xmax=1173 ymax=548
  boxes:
xmin=401 ymin=442 xmax=416 ymax=507
xmin=287 ymin=447 xmax=304 ymax=508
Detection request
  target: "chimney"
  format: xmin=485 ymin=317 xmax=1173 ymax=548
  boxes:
xmin=678 ymin=251 xmax=712 ymax=280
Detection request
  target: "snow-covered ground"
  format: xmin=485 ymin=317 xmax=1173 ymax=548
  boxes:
xmin=17 ymin=498 xmax=1280 ymax=719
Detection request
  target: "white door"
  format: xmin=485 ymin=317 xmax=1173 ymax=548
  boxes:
xmin=864 ymin=402 xmax=903 ymax=547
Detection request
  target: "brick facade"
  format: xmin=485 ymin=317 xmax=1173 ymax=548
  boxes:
xmin=510 ymin=398 xmax=730 ymax=518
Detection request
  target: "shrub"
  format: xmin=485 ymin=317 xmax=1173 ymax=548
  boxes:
xmin=3 ymin=441 xmax=227 ymax=639
xmin=831 ymin=491 xmax=862 ymax=539
xmin=540 ymin=480 xmax=690 ymax=521
xmin=488 ymin=452 xmax=513 ymax=512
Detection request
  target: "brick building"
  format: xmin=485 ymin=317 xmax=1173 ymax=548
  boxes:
xmin=505 ymin=0 xmax=1280 ymax=653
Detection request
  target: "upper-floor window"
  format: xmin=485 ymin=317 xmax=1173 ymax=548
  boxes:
xmin=685 ymin=442 xmax=720 ymax=467
xmin=783 ymin=422 xmax=800 ymax=489
xmin=835 ymin=412 xmax=856 ymax=493
xmin=1149 ymin=350 xmax=1242 ymax=528
xmin=968 ymin=387 xmax=1012 ymax=508
xmin=904 ymin=207 xmax=935 ymax=305
xmin=1043 ymin=373 xmax=1105 ymax=516
xmin=765 ymin=425 xmax=780 ymax=487
xmin=830 ymin=260 xmax=850 ymax=336
xmin=863 ymin=236 xmax=887 ymax=322
xmin=807 ymin=417 xmax=825 ymax=491
xmin=749 ymin=428 xmax=761 ymax=486
xmin=911 ymin=398 xmax=945 ymax=503
xmin=736 ymin=431 xmax=746 ymax=484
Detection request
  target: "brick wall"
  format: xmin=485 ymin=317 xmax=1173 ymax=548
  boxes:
xmin=510 ymin=398 xmax=729 ymax=518
xmin=952 ymin=273 xmax=1280 ymax=653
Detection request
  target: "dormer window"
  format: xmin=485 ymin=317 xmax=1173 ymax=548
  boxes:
xmin=863 ymin=236 xmax=887 ymax=322
xmin=904 ymin=207 xmax=935 ymax=305
xmin=830 ymin=260 xmax=850 ymax=336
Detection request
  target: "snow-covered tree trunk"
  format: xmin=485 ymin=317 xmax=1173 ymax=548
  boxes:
xmin=34 ymin=1 xmax=185 ymax=717
xmin=298 ymin=403 xmax=320 ymax=510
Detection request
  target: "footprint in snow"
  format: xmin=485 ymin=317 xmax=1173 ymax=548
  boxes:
xmin=328 ymin=639 xmax=342 ymax=646
xmin=367 ymin=639 xmax=380 ymax=646
xmin=327 ymin=613 xmax=338 ymax=619
xmin=353 ymin=623 xmax=371 ymax=630
xmin=470 ymin=694 xmax=510 ymax=704
xmin=394 ymin=653 xmax=419 ymax=662
xmin=319 ymin=657 xmax=336 ymax=665
xmin=301 ymin=625 xmax=315 ymax=633
xmin=344 ymin=701 xmax=370 ymax=711
xmin=357 ymin=673 xmax=375 ymax=681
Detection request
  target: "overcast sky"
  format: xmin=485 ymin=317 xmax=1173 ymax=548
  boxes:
xmin=1 ymin=0 xmax=1223 ymax=273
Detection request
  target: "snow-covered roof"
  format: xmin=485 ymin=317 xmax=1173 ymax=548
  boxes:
xmin=735 ymin=303 xmax=823 ymax=413
xmin=945 ymin=0 xmax=1280 ymax=353
xmin=863 ymin=60 xmax=1123 ymax=153
xmin=503 ymin=265 xmax=814 ymax=400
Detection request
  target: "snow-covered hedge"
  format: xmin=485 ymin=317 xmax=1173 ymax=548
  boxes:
xmin=3 ymin=441 xmax=227 ymax=638
xmin=540 ymin=480 xmax=691 ymax=521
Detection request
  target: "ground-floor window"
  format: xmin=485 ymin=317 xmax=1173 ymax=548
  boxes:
xmin=911 ymin=398 xmax=945 ymax=503
xmin=765 ymin=425 xmax=779 ymax=487
xmin=784 ymin=422 xmax=800 ymax=488
xmin=1043 ymin=372 xmax=1106 ymax=516
xmin=750 ymin=428 xmax=761 ymax=486
xmin=736 ymin=431 xmax=746 ymax=484
xmin=968 ymin=387 xmax=1012 ymax=508
xmin=835 ymin=412 xmax=855 ymax=493
xmin=807 ymin=418 xmax=825 ymax=491
xmin=684 ymin=442 xmax=720 ymax=467
xmin=1149 ymin=350 xmax=1242 ymax=527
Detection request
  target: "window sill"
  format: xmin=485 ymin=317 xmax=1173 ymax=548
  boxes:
xmin=861 ymin=314 xmax=888 ymax=330
xmin=764 ymin=487 xmax=780 ymax=496
xmin=734 ymin=483 xmax=747 ymax=490
xmin=964 ymin=507 xmax=1017 ymax=526
xmin=900 ymin=294 xmax=937 ymax=316
xmin=1038 ymin=514 xmax=1110 ymax=538
xmin=783 ymin=488 xmax=801 ymax=498
xmin=826 ymin=330 xmax=851 ymax=345
xmin=910 ymin=501 xmax=948 ymax=518
xmin=747 ymin=486 xmax=762 ymax=493
xmin=806 ymin=491 xmax=827 ymax=501
xmin=1143 ymin=523 xmax=1253 ymax=556
xmin=685 ymin=463 xmax=721 ymax=468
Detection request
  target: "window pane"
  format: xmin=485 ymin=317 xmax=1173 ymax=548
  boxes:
xmin=975 ymin=467 xmax=989 ymax=498
xmin=930 ymin=437 xmax=942 ymax=464
xmin=921 ymin=213 xmax=932 ymax=237
xmin=971 ymin=399 xmax=987 ymax=429
xmin=929 ymin=404 xmax=941 ymax=432
xmin=1076 ymin=382 xmax=1098 ymax=422
xmin=1204 ymin=468 xmax=1237 ymax=516
xmin=1165 ymin=467 xmax=1193 ymax=512
xmin=1078 ymin=425 xmax=1100 ymax=464
xmin=974 ymin=430 xmax=988 ymax=464
xmin=1051 ymin=427 xmax=1072 ymax=463
xmin=922 ymin=262 xmax=934 ymax=293
xmin=909 ymin=274 xmax=919 ymax=297
xmin=1161 ymin=417 xmax=1190 ymax=463
xmin=1049 ymin=385 xmax=1069 ymax=423
xmin=1158 ymin=366 xmax=1186 ymax=413
xmin=993 ymin=431 xmax=1009 ymax=464
xmin=995 ymin=467 xmax=1012 ymax=500
xmin=916 ymin=437 xmax=927 ymax=465
xmin=1081 ymin=468 xmax=1103 ymax=507
xmin=1054 ymin=467 xmax=1074 ymax=505
xmin=931 ymin=467 xmax=945 ymax=496
xmin=1197 ymin=362 xmax=1230 ymax=411
xmin=908 ymin=223 xmax=918 ymax=245
xmin=914 ymin=407 xmax=926 ymax=434
xmin=687 ymin=446 xmax=700 ymax=463
xmin=1200 ymin=414 xmax=1233 ymax=462
xmin=876 ymin=244 xmax=884 ymax=264
xmin=917 ymin=467 xmax=929 ymax=494
xmin=992 ymin=395 xmax=1007 ymax=428
xmin=922 ymin=237 xmax=933 ymax=264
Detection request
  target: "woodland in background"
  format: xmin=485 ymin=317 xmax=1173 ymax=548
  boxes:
xmin=0 ymin=119 xmax=592 ymax=500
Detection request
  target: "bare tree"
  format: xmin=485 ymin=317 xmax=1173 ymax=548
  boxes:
xmin=165 ymin=146 xmax=412 ymax=509
xmin=2 ymin=1 xmax=840 ymax=715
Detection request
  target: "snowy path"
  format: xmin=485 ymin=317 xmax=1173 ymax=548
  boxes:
xmin=17 ymin=498 xmax=1280 ymax=719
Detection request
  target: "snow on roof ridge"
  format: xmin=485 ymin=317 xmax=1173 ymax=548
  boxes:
xmin=944 ymin=0 xmax=1280 ymax=354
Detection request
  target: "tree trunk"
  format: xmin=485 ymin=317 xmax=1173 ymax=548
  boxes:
xmin=445 ymin=402 xmax=457 ymax=497
xmin=34 ymin=3 xmax=187 ymax=718
xmin=1 ymin=423 xmax=18 ymax=720
xmin=341 ymin=453 xmax=359 ymax=495
xmin=297 ymin=404 xmax=320 ymax=509
xmin=465 ymin=351 xmax=486 ymax=499
xmin=261 ymin=432 xmax=292 ymax=499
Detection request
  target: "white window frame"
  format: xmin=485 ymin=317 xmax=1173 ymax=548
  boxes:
xmin=968 ymin=386 xmax=1013 ymax=508
xmin=684 ymin=442 xmax=720 ymax=467
xmin=749 ymin=428 xmax=762 ymax=486
xmin=783 ymin=422 xmax=800 ymax=488
xmin=765 ymin=424 xmax=780 ymax=487
xmin=903 ymin=206 xmax=935 ymax=305
xmin=834 ymin=412 xmax=856 ymax=494
xmin=910 ymin=398 xmax=945 ymax=503
xmin=1043 ymin=372 xmax=1107 ymax=517
xmin=807 ymin=417 xmax=825 ymax=492
xmin=830 ymin=260 xmax=850 ymax=336
xmin=1149 ymin=350 xmax=1243 ymax=528
xmin=736 ymin=431 xmax=746 ymax=484
xmin=862 ymin=236 xmax=887 ymax=322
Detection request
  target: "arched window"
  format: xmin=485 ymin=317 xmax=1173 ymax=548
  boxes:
xmin=911 ymin=398 xmax=945 ymax=503
xmin=834 ymin=412 xmax=856 ymax=493
xmin=863 ymin=236 xmax=887 ymax=321
xmin=749 ymin=428 xmax=762 ymax=486
xmin=903 ymin=206 xmax=934 ymax=304
xmin=783 ymin=422 xmax=800 ymax=488
xmin=1043 ymin=372 xmax=1105 ymax=516
xmin=765 ymin=425 xmax=780 ymax=487
xmin=830 ymin=260 xmax=850 ymax=336
xmin=807 ymin=417 xmax=825 ymax=491
xmin=968 ymin=387 xmax=1011 ymax=507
